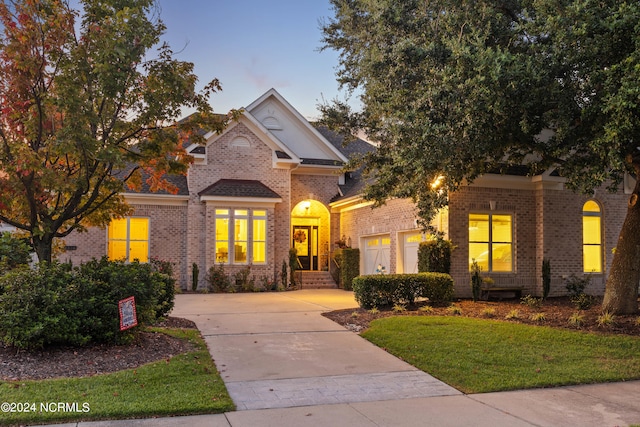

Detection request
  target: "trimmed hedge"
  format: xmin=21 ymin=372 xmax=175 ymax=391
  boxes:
xmin=340 ymin=248 xmax=360 ymax=290
xmin=418 ymin=237 xmax=454 ymax=274
xmin=352 ymin=273 xmax=454 ymax=309
xmin=0 ymin=258 xmax=175 ymax=350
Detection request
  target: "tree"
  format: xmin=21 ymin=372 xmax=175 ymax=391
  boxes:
xmin=321 ymin=0 xmax=640 ymax=314
xmin=0 ymin=0 xmax=231 ymax=263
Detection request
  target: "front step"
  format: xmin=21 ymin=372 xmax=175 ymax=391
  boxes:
xmin=299 ymin=271 xmax=337 ymax=289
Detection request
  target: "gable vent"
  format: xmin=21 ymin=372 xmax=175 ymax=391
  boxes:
xmin=262 ymin=116 xmax=282 ymax=130
xmin=231 ymin=136 xmax=250 ymax=148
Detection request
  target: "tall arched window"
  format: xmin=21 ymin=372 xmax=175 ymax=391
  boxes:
xmin=582 ymin=201 xmax=602 ymax=273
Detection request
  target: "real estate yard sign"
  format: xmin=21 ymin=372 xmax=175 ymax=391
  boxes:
xmin=118 ymin=296 xmax=138 ymax=331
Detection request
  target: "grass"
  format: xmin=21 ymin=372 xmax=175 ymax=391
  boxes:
xmin=362 ymin=316 xmax=640 ymax=394
xmin=0 ymin=328 xmax=234 ymax=426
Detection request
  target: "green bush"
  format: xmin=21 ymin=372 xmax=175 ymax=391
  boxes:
xmin=0 ymin=258 xmax=176 ymax=350
xmin=352 ymin=273 xmax=454 ymax=309
xmin=0 ymin=263 xmax=89 ymax=349
xmin=470 ymin=260 xmax=482 ymax=302
xmin=542 ymin=258 xmax=551 ymax=299
xmin=0 ymin=232 xmax=32 ymax=273
xmin=340 ymin=248 xmax=360 ymax=290
xmin=418 ymin=236 xmax=454 ymax=274
xmin=207 ymin=263 xmax=232 ymax=292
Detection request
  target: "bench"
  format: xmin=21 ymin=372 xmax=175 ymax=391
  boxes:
xmin=480 ymin=287 xmax=523 ymax=301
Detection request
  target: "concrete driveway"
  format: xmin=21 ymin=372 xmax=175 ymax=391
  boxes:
xmin=168 ymin=289 xmax=640 ymax=427
xmin=171 ymin=289 xmax=460 ymax=410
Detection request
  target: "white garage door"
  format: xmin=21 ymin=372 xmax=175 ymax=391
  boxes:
xmin=402 ymin=233 xmax=423 ymax=274
xmin=364 ymin=235 xmax=391 ymax=275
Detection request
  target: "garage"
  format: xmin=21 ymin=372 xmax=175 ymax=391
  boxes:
xmin=363 ymin=235 xmax=391 ymax=275
xmin=401 ymin=232 xmax=423 ymax=274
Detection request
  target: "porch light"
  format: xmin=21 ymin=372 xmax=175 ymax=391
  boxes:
xmin=431 ymin=175 xmax=444 ymax=189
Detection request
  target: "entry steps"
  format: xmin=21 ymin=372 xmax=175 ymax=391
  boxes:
xmin=299 ymin=271 xmax=337 ymax=289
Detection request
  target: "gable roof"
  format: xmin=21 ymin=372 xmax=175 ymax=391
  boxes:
xmin=198 ymin=179 xmax=281 ymax=199
xmin=245 ymin=89 xmax=349 ymax=166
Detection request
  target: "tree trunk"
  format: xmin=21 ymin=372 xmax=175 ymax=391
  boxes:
xmin=32 ymin=234 xmax=54 ymax=264
xmin=602 ymin=176 xmax=640 ymax=315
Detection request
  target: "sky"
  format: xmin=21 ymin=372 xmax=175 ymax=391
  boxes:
xmin=155 ymin=0 xmax=355 ymax=121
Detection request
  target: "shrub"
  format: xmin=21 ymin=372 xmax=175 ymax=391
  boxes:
xmin=0 ymin=258 xmax=175 ymax=349
xmin=446 ymin=305 xmax=462 ymax=315
xmin=565 ymin=274 xmax=590 ymax=298
xmin=0 ymin=232 xmax=32 ymax=273
xmin=207 ymin=263 xmax=231 ymax=292
xmin=481 ymin=308 xmax=496 ymax=318
xmin=542 ymin=258 xmax=551 ymax=299
xmin=233 ymin=266 xmax=255 ymax=292
xmin=530 ymin=313 xmax=546 ymax=322
xmin=521 ymin=294 xmax=543 ymax=309
xmin=597 ymin=312 xmax=615 ymax=327
xmin=352 ymin=273 xmax=454 ymax=309
xmin=505 ymin=309 xmax=520 ymax=319
xmin=571 ymin=293 xmax=595 ymax=310
xmin=191 ymin=263 xmax=200 ymax=291
xmin=418 ymin=235 xmax=454 ymax=273
xmin=470 ymin=260 xmax=482 ymax=302
xmin=281 ymin=260 xmax=288 ymax=289
xmin=0 ymin=263 xmax=89 ymax=349
xmin=289 ymin=248 xmax=298 ymax=288
xmin=568 ymin=312 xmax=585 ymax=327
xmin=340 ymin=248 xmax=360 ymax=291
xmin=79 ymin=258 xmax=175 ymax=334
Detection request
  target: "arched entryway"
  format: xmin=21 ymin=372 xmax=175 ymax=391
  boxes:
xmin=291 ymin=200 xmax=330 ymax=271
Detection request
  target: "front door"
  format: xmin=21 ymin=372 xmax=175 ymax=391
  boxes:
xmin=293 ymin=226 xmax=318 ymax=270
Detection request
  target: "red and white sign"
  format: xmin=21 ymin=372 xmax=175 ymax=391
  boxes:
xmin=118 ymin=296 xmax=138 ymax=331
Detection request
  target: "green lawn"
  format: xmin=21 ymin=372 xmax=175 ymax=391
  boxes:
xmin=362 ymin=316 xmax=640 ymax=394
xmin=0 ymin=328 xmax=234 ymax=426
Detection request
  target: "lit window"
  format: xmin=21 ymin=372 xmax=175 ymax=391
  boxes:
xmin=253 ymin=210 xmax=267 ymax=263
xmin=583 ymin=201 xmax=602 ymax=273
xmin=469 ymin=213 xmax=512 ymax=272
xmin=108 ymin=218 xmax=149 ymax=263
xmin=214 ymin=209 xmax=267 ymax=264
xmin=215 ymin=209 xmax=229 ymax=263
xmin=234 ymin=210 xmax=248 ymax=263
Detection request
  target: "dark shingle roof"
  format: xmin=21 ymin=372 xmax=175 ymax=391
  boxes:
xmin=198 ymin=179 xmax=281 ymax=199
xmin=118 ymin=168 xmax=189 ymax=196
xmin=315 ymin=125 xmax=376 ymax=159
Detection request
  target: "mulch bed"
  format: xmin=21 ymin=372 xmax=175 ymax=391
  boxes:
xmin=0 ymin=317 xmax=198 ymax=381
xmin=322 ymin=297 xmax=640 ymax=336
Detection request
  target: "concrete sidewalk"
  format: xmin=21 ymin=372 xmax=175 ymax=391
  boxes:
xmin=39 ymin=290 xmax=640 ymax=426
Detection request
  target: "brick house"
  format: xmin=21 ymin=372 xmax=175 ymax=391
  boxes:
xmin=63 ymin=89 xmax=630 ymax=297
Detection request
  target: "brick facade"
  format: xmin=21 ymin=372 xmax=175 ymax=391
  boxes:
xmin=60 ymin=89 xmax=631 ymax=298
xmin=336 ymin=178 xmax=628 ymax=298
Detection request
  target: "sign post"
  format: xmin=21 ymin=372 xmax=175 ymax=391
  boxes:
xmin=118 ymin=296 xmax=138 ymax=331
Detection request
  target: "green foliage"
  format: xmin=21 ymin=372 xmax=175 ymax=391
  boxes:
xmin=281 ymin=259 xmax=288 ymax=289
xmin=191 ymin=263 xmax=199 ymax=292
xmin=572 ymin=293 xmax=596 ymax=310
xmin=206 ymin=263 xmax=231 ymax=293
xmin=542 ymin=258 xmax=551 ymax=299
xmin=1 ymin=329 xmax=234 ymax=425
xmin=321 ymin=0 xmax=640 ymax=314
xmin=521 ymin=294 xmax=543 ymax=309
xmin=417 ymin=236 xmax=454 ymax=273
xmin=0 ymin=232 xmax=32 ymax=273
xmin=340 ymin=248 xmax=360 ymax=291
xmin=352 ymin=273 xmax=454 ymax=309
xmin=362 ymin=316 xmax=640 ymax=393
xmin=234 ymin=266 xmax=255 ymax=292
xmin=0 ymin=258 xmax=175 ymax=349
xmin=470 ymin=260 xmax=482 ymax=302
xmin=289 ymin=248 xmax=298 ymax=288
xmin=0 ymin=0 xmax=233 ymax=262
